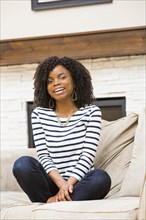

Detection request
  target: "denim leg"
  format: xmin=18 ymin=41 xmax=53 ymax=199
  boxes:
xmin=71 ymin=169 xmax=111 ymax=201
xmin=13 ymin=156 xmax=58 ymax=203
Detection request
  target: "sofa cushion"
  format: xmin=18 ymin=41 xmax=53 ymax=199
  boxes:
xmin=31 ymin=197 xmax=139 ymax=220
xmin=0 ymin=149 xmax=37 ymax=192
xmin=137 ymin=174 xmax=146 ymax=220
xmin=1 ymin=203 xmax=41 ymax=220
xmin=119 ymin=109 xmax=145 ymax=197
xmin=0 ymin=191 xmax=30 ymax=210
xmin=94 ymin=113 xmax=138 ymax=198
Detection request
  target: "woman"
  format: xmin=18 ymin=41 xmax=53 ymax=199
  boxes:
xmin=13 ymin=56 xmax=111 ymax=203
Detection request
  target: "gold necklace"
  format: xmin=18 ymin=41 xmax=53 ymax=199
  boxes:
xmin=56 ymin=108 xmax=76 ymax=127
xmin=57 ymin=114 xmax=72 ymax=127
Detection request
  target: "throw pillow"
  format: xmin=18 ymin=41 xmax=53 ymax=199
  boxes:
xmin=119 ymin=109 xmax=145 ymax=197
xmin=94 ymin=113 xmax=138 ymax=198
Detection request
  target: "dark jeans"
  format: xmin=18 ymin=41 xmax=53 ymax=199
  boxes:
xmin=13 ymin=156 xmax=111 ymax=203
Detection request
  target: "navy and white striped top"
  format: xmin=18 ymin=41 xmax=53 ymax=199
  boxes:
xmin=31 ymin=105 xmax=102 ymax=181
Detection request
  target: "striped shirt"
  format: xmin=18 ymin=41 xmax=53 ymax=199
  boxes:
xmin=31 ymin=105 xmax=102 ymax=181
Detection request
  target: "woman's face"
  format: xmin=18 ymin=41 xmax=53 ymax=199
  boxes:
xmin=47 ymin=65 xmax=74 ymax=102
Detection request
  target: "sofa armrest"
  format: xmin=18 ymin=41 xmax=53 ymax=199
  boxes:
xmin=138 ymin=174 xmax=146 ymax=220
xmin=0 ymin=148 xmax=37 ymax=192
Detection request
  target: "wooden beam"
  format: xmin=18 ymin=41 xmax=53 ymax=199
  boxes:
xmin=0 ymin=26 xmax=146 ymax=66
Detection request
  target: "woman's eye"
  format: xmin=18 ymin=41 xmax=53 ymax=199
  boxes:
xmin=60 ymin=75 xmax=66 ymax=79
xmin=48 ymin=79 xmax=53 ymax=84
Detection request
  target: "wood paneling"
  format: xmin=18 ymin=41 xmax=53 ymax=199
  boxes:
xmin=0 ymin=26 xmax=146 ymax=66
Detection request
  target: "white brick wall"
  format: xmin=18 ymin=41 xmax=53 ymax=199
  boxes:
xmin=1 ymin=55 xmax=145 ymax=149
xmin=81 ymin=55 xmax=145 ymax=114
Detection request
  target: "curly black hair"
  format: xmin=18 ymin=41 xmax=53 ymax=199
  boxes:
xmin=33 ymin=56 xmax=95 ymax=109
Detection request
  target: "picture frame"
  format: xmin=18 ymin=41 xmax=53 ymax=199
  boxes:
xmin=31 ymin=0 xmax=112 ymax=11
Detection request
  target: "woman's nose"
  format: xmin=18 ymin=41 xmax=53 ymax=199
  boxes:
xmin=54 ymin=78 xmax=60 ymax=85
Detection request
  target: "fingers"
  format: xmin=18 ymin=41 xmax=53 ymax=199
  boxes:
xmin=47 ymin=182 xmax=73 ymax=203
xmin=47 ymin=196 xmax=58 ymax=203
xmin=47 ymin=189 xmax=72 ymax=203
xmin=64 ymin=192 xmax=72 ymax=201
xmin=57 ymin=181 xmax=73 ymax=201
xmin=69 ymin=185 xmax=73 ymax=194
xmin=58 ymin=188 xmax=72 ymax=201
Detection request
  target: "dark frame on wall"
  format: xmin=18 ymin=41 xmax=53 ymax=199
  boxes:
xmin=31 ymin=0 xmax=112 ymax=11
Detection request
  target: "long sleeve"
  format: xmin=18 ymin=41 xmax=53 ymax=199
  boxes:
xmin=31 ymin=109 xmax=57 ymax=174
xmin=70 ymin=107 xmax=102 ymax=181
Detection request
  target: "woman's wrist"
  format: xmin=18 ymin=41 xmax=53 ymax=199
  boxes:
xmin=67 ymin=176 xmax=78 ymax=186
xmin=49 ymin=170 xmax=66 ymax=189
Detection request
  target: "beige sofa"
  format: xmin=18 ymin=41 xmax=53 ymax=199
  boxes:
xmin=0 ymin=109 xmax=145 ymax=220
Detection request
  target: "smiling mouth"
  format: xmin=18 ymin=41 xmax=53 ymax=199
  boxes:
xmin=54 ymin=88 xmax=64 ymax=94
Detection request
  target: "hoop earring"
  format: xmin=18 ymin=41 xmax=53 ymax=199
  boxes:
xmin=49 ymin=98 xmax=54 ymax=108
xmin=72 ymin=90 xmax=77 ymax=101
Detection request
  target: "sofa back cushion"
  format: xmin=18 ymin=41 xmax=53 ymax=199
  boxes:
xmin=0 ymin=149 xmax=37 ymax=191
xmin=94 ymin=113 xmax=138 ymax=198
xmin=119 ymin=109 xmax=145 ymax=197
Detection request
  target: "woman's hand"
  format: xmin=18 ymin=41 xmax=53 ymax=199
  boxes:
xmin=57 ymin=181 xmax=73 ymax=201
xmin=47 ymin=181 xmax=73 ymax=203
xmin=47 ymin=194 xmax=59 ymax=203
xmin=47 ymin=170 xmax=74 ymax=203
xmin=46 ymin=170 xmax=78 ymax=203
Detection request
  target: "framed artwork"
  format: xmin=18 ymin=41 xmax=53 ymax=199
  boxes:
xmin=31 ymin=0 xmax=112 ymax=11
